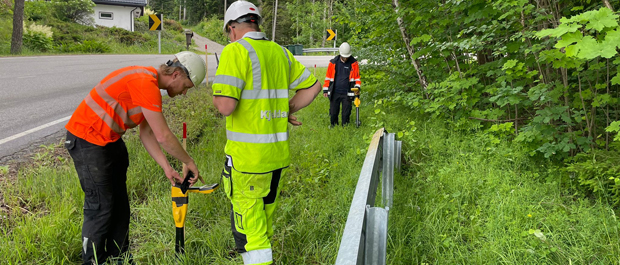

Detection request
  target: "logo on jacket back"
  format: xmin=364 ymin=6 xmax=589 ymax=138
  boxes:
xmin=260 ymin=110 xmax=288 ymax=121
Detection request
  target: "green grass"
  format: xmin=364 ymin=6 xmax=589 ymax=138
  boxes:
xmin=2 ymin=67 xmax=620 ymax=264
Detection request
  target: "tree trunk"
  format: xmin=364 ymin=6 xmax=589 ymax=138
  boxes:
xmin=606 ymin=59 xmax=611 ymax=150
xmin=272 ymin=0 xmax=278 ymax=41
xmin=11 ymin=0 xmax=25 ymax=55
xmin=577 ymin=73 xmax=592 ymax=143
xmin=391 ymin=0 xmax=429 ymax=95
xmin=603 ymin=0 xmax=614 ymax=11
xmin=561 ymin=67 xmax=574 ymax=156
xmin=321 ymin=4 xmax=326 ymax=47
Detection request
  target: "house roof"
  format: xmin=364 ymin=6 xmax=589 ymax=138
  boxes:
xmin=93 ymin=0 xmax=147 ymax=7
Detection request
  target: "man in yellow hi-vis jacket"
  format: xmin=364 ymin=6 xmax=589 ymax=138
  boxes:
xmin=211 ymin=1 xmax=321 ymax=264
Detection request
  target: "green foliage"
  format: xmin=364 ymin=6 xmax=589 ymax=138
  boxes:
xmin=51 ymin=0 xmax=95 ymax=24
xmin=164 ymin=18 xmax=183 ymax=32
xmin=0 ymin=15 xmax=13 ymax=54
xmin=24 ymin=0 xmax=53 ymax=23
xmin=565 ymin=148 xmax=620 ymax=206
xmin=105 ymin=26 xmax=147 ymax=45
xmin=59 ymin=40 xmax=111 ymax=53
xmin=194 ymin=15 xmax=227 ymax=46
xmin=0 ymin=0 xmax=12 ymax=16
xmin=606 ymin=120 xmax=620 ymax=142
xmin=22 ymin=23 xmax=54 ymax=52
xmin=537 ymin=8 xmax=620 ymax=60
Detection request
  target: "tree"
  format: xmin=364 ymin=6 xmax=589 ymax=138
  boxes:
xmin=11 ymin=0 xmax=24 ymax=54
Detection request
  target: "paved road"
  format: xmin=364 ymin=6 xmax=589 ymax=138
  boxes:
xmin=0 ymin=53 xmax=332 ymax=162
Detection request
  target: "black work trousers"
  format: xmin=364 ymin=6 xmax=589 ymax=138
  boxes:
xmin=329 ymin=93 xmax=353 ymax=126
xmin=65 ymin=131 xmax=130 ymax=265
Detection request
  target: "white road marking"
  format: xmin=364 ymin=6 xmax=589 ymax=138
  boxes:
xmin=0 ymin=116 xmax=71 ymax=146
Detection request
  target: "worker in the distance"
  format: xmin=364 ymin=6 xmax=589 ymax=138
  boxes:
xmin=323 ymin=42 xmax=362 ymax=127
xmin=212 ymin=1 xmax=321 ymax=264
xmin=64 ymin=51 xmax=206 ymax=265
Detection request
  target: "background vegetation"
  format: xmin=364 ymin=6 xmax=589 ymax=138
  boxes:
xmin=0 ymin=0 xmax=190 ymax=55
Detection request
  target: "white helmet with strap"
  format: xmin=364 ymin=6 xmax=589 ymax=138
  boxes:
xmin=171 ymin=51 xmax=206 ymax=87
xmin=223 ymin=1 xmax=262 ymax=33
xmin=339 ymin=42 xmax=351 ymax=58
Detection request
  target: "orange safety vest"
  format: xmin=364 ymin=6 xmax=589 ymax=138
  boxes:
xmin=322 ymin=55 xmax=361 ymax=96
xmin=65 ymin=66 xmax=162 ymax=146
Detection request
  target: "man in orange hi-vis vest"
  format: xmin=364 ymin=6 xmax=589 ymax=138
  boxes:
xmin=323 ymin=42 xmax=361 ymax=127
xmin=64 ymin=51 xmax=206 ymax=265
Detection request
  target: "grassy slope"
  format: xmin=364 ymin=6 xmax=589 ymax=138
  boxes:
xmin=1 ymin=67 xmax=620 ymax=264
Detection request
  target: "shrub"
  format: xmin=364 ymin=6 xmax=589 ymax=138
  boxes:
xmin=75 ymin=40 xmax=110 ymax=53
xmin=164 ymin=19 xmax=183 ymax=32
xmin=23 ymin=23 xmax=53 ymax=52
xmin=25 ymin=0 xmax=52 ymax=22
xmin=106 ymin=26 xmax=147 ymax=45
xmin=195 ymin=15 xmax=227 ymax=45
xmin=55 ymin=40 xmax=110 ymax=53
xmin=0 ymin=0 xmax=12 ymax=16
xmin=565 ymin=147 xmax=620 ymax=206
xmin=51 ymin=0 xmax=94 ymax=25
xmin=49 ymin=20 xmax=93 ymax=45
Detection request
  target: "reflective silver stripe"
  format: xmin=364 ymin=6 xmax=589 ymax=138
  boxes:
xmin=347 ymin=92 xmax=355 ymax=96
xmin=241 ymin=248 xmax=273 ymax=265
xmin=95 ymin=85 xmax=137 ymax=128
xmin=282 ymin=46 xmax=291 ymax=70
xmin=289 ymin=68 xmax=311 ymax=89
xmin=349 ymin=78 xmax=355 ymax=82
xmin=85 ymin=94 xmax=125 ymax=135
xmin=325 ymin=77 xmax=333 ymax=81
xmin=214 ymin=75 xmax=246 ymax=90
xmin=355 ymin=79 xmax=361 ymax=81
xmin=128 ymin=107 xmax=142 ymax=117
xmin=93 ymin=68 xmax=155 ymax=129
xmin=241 ymin=89 xmax=289 ymax=100
xmin=227 ymin=130 xmax=288 ymax=143
xmin=237 ymin=39 xmax=261 ymax=91
xmin=83 ymin=237 xmax=88 ymax=253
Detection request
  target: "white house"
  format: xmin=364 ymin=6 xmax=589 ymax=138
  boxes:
xmin=91 ymin=0 xmax=147 ymax=32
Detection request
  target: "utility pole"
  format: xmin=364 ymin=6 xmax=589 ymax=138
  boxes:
xmin=272 ymin=0 xmax=278 ymax=41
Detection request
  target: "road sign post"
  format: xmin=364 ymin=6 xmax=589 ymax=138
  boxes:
xmin=149 ymin=14 xmax=163 ymax=54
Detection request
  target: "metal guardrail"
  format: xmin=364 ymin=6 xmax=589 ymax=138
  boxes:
xmin=335 ymin=128 xmax=402 ymax=265
xmin=302 ymin=48 xmax=339 ymax=53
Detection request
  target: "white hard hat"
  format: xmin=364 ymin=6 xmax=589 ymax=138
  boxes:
xmin=339 ymin=42 xmax=351 ymax=58
xmin=174 ymin=51 xmax=206 ymax=86
xmin=223 ymin=1 xmax=262 ymax=33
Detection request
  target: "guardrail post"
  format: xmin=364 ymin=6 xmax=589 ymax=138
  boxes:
xmin=395 ymin=140 xmax=402 ymax=172
xmin=364 ymin=206 xmax=388 ymax=265
xmin=382 ymin=133 xmax=395 ymax=208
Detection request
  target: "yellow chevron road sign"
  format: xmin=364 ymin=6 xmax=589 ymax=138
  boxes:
xmin=326 ymin=29 xmax=336 ymax=41
xmin=149 ymin=14 xmax=162 ymax=31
